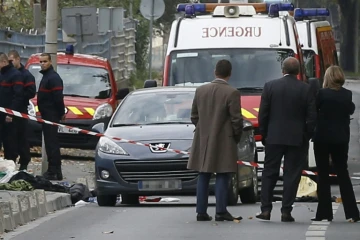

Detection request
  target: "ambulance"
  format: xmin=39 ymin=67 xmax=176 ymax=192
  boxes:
xmin=294 ymin=8 xmax=338 ymax=175
xmin=25 ymin=45 xmax=125 ymax=150
xmin=144 ymin=1 xmax=320 ymax=192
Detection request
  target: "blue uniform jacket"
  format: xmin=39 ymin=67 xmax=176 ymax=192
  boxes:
xmin=37 ymin=65 xmax=65 ymax=119
xmin=0 ymin=63 xmax=24 ymax=119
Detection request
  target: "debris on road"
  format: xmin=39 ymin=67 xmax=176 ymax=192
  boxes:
xmin=102 ymin=231 xmax=114 ymax=234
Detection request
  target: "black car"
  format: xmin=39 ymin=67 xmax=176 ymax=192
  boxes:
xmin=92 ymin=86 xmax=258 ymax=206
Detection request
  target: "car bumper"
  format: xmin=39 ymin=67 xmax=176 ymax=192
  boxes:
xmin=95 ymin=151 xmax=216 ymax=196
xmin=27 ymin=117 xmax=111 ymax=149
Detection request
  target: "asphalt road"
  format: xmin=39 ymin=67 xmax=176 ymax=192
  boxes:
xmin=3 ymin=80 xmax=360 ymax=240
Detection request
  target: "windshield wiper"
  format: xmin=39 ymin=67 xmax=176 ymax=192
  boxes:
xmin=237 ymin=87 xmax=263 ymax=91
xmin=144 ymin=122 xmax=191 ymax=125
xmin=112 ymin=123 xmax=141 ymax=127
xmin=64 ymin=94 xmax=90 ymax=98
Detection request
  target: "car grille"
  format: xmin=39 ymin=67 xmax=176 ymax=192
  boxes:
xmin=115 ymin=160 xmax=198 ymax=183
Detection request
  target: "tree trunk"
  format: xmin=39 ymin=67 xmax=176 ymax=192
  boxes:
xmin=339 ymin=0 xmax=359 ymax=72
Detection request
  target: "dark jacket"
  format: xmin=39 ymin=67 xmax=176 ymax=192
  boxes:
xmin=312 ymin=87 xmax=355 ymax=144
xmin=18 ymin=63 xmax=36 ymax=113
xmin=37 ymin=65 xmax=65 ymax=119
xmin=259 ymin=75 xmax=317 ymax=146
xmin=0 ymin=63 xmax=24 ymax=116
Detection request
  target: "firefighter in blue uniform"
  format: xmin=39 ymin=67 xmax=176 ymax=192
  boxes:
xmin=37 ymin=53 xmax=65 ymax=181
xmin=0 ymin=52 xmax=24 ymax=162
xmin=8 ymin=50 xmax=36 ymax=171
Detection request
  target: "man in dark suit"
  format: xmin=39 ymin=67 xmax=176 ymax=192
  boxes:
xmin=256 ymin=57 xmax=317 ymax=222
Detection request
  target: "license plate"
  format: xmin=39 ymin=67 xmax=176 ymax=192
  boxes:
xmin=58 ymin=126 xmax=79 ymax=134
xmin=138 ymin=180 xmax=182 ymax=191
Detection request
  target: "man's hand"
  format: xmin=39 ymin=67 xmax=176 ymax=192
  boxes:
xmin=5 ymin=116 xmax=12 ymax=123
xmin=60 ymin=114 xmax=66 ymax=122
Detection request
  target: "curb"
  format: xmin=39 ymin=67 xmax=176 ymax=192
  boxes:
xmin=0 ymin=190 xmax=72 ymax=234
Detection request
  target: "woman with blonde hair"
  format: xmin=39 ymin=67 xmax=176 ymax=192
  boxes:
xmin=312 ymin=65 xmax=359 ymax=222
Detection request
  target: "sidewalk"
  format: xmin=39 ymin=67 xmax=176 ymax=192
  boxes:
xmin=0 ymin=148 xmax=96 ymax=235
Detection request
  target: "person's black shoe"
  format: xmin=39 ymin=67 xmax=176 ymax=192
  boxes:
xmin=311 ymin=217 xmax=333 ymax=222
xmin=197 ymin=213 xmax=212 ymax=221
xmin=215 ymin=211 xmax=243 ymax=221
xmin=256 ymin=211 xmax=271 ymax=221
xmin=281 ymin=213 xmax=295 ymax=222
xmin=43 ymin=171 xmax=63 ymax=181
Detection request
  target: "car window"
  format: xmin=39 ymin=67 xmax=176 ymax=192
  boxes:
xmin=28 ymin=64 xmax=111 ymax=99
xmin=111 ymin=91 xmax=195 ymax=126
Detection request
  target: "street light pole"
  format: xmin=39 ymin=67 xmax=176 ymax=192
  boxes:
xmin=42 ymin=0 xmax=58 ymax=174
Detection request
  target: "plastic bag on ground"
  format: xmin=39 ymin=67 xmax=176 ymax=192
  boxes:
xmin=296 ymin=176 xmax=317 ymax=198
xmin=0 ymin=158 xmax=16 ymax=173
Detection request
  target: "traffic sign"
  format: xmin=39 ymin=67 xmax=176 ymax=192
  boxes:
xmin=140 ymin=0 xmax=165 ymax=20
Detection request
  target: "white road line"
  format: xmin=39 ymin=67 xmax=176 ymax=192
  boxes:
xmin=305 ymin=203 xmax=339 ymax=240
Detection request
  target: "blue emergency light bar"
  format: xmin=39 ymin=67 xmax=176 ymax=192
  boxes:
xmin=265 ymin=2 xmax=294 ymax=12
xmin=176 ymin=1 xmax=294 ymax=14
xmin=294 ymin=8 xmax=330 ymax=21
xmin=65 ymin=44 xmax=74 ymax=55
xmin=177 ymin=3 xmax=205 ymax=13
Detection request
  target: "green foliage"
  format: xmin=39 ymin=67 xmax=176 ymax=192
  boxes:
xmin=129 ymin=69 xmax=161 ymax=89
xmin=0 ymin=0 xmax=41 ymax=30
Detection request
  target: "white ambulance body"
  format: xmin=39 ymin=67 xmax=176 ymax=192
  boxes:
xmin=162 ymin=2 xmax=310 ymax=188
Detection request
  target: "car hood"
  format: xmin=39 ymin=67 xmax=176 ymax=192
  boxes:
xmin=102 ymin=124 xmax=195 ymax=159
xmin=31 ymin=96 xmax=109 ymax=119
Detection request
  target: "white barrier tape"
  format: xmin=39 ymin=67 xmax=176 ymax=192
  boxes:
xmin=0 ymin=107 xmax=352 ymax=179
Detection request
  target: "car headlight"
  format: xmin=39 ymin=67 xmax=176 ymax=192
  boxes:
xmin=98 ymin=137 xmax=128 ymax=155
xmin=93 ymin=103 xmax=113 ymax=120
xmin=28 ymin=100 xmax=36 ymax=116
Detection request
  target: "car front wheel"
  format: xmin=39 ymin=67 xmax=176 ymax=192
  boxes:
xmin=121 ymin=194 xmax=140 ymax=205
xmin=97 ymin=194 xmax=117 ymax=207
xmin=239 ymin=166 xmax=258 ymax=204
xmin=227 ymin=173 xmax=239 ymax=206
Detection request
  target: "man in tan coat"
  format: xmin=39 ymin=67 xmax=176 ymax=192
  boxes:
xmin=187 ymin=59 xmax=244 ymax=222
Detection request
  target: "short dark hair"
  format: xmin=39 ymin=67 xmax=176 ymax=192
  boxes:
xmin=40 ymin=53 xmax=52 ymax=60
xmin=0 ymin=52 xmax=8 ymax=61
xmin=215 ymin=59 xmax=232 ymax=78
xmin=8 ymin=50 xmax=20 ymax=58
xmin=282 ymin=57 xmax=300 ymax=75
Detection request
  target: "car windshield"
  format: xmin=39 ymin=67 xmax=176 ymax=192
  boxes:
xmin=28 ymin=64 xmax=111 ymax=99
xmin=111 ymin=91 xmax=195 ymax=126
xmin=168 ymin=48 xmax=295 ymax=90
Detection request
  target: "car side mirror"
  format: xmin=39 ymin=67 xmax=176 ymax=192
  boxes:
xmin=243 ymin=120 xmax=253 ymax=131
xmin=308 ymin=78 xmax=321 ymax=96
xmin=144 ymin=80 xmax=157 ymax=88
xmin=116 ymin=88 xmax=130 ymax=100
xmin=92 ymin=122 xmax=105 ymax=134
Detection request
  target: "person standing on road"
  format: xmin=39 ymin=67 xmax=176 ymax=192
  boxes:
xmin=8 ymin=50 xmax=36 ymax=171
xmin=37 ymin=53 xmax=65 ymax=181
xmin=0 ymin=52 xmax=24 ymax=162
xmin=312 ymin=65 xmax=360 ymax=222
xmin=257 ymin=57 xmax=317 ymax=222
xmin=187 ymin=59 xmax=244 ymax=222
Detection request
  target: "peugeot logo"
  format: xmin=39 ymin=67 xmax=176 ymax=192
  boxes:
xmin=149 ymin=143 xmax=171 ymax=153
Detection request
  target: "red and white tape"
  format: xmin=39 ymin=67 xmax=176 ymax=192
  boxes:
xmin=0 ymin=107 xmax=351 ymax=179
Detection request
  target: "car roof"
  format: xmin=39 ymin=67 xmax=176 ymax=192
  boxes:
xmin=130 ymin=86 xmax=197 ymax=95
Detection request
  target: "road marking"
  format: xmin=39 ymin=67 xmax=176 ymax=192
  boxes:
xmin=305 ymin=203 xmax=339 ymax=240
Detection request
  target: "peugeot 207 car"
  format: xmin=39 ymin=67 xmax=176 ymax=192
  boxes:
xmin=92 ymin=87 xmax=258 ymax=207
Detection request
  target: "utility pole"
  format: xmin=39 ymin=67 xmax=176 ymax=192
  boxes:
xmin=148 ymin=0 xmax=154 ymax=80
xmin=42 ymin=0 xmax=58 ymax=174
